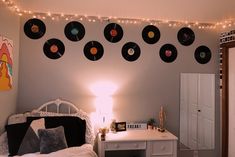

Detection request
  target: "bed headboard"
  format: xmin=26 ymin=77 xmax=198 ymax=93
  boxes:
xmin=35 ymin=98 xmax=80 ymax=114
xmin=32 ymin=98 xmax=94 ymax=145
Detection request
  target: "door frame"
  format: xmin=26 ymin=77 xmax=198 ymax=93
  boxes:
xmin=221 ymin=41 xmax=235 ymax=157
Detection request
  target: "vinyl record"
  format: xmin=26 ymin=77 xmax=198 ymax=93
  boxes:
xmin=84 ymin=41 xmax=104 ymax=61
xmin=122 ymin=42 xmax=141 ymax=62
xmin=159 ymin=44 xmax=177 ymax=63
xmin=177 ymin=27 xmax=195 ymax=46
xmin=64 ymin=21 xmax=85 ymax=41
xmin=24 ymin=18 xmax=46 ymax=39
xmin=142 ymin=25 xmax=160 ymax=44
xmin=43 ymin=38 xmax=65 ymax=59
xmin=104 ymin=23 xmax=123 ymax=43
xmin=194 ymin=45 xmax=211 ymax=64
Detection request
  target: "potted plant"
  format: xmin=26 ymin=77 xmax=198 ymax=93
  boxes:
xmin=147 ymin=118 xmax=156 ymax=129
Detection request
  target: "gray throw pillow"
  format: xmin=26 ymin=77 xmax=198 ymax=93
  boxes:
xmin=38 ymin=126 xmax=68 ymax=154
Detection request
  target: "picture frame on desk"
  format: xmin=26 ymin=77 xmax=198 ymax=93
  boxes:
xmin=115 ymin=122 xmax=126 ymax=132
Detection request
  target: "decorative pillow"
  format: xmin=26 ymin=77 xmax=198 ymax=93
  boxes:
xmin=5 ymin=122 xmax=30 ymax=156
xmin=27 ymin=116 xmax=86 ymax=147
xmin=17 ymin=118 xmax=45 ymax=155
xmin=38 ymin=126 xmax=68 ymax=154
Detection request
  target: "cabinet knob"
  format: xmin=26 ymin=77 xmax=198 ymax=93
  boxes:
xmin=134 ymin=143 xmax=139 ymax=148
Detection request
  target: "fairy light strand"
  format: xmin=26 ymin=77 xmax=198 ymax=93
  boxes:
xmin=2 ymin=0 xmax=235 ymax=30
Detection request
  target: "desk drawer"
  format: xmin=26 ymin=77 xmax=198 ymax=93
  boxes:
xmin=105 ymin=141 xmax=146 ymax=150
xmin=151 ymin=141 xmax=173 ymax=155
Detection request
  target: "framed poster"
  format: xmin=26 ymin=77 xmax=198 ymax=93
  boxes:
xmin=0 ymin=35 xmax=13 ymax=90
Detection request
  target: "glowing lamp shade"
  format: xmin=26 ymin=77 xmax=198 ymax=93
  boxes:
xmin=90 ymin=81 xmax=118 ymax=127
xmin=90 ymin=82 xmax=118 ymax=97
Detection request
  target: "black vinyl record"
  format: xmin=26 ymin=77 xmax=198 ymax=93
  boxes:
xmin=24 ymin=18 xmax=46 ymax=39
xmin=64 ymin=21 xmax=85 ymax=41
xmin=159 ymin=44 xmax=177 ymax=63
xmin=177 ymin=27 xmax=195 ymax=46
xmin=122 ymin=42 xmax=141 ymax=62
xmin=194 ymin=45 xmax=211 ymax=64
xmin=104 ymin=23 xmax=123 ymax=43
xmin=84 ymin=41 xmax=104 ymax=61
xmin=142 ymin=25 xmax=160 ymax=44
xmin=43 ymin=38 xmax=65 ymax=59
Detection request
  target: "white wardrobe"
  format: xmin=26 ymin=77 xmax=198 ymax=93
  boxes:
xmin=180 ymin=73 xmax=215 ymax=150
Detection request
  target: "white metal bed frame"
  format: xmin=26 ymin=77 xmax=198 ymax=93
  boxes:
xmin=35 ymin=98 xmax=79 ymax=114
xmin=33 ymin=98 xmax=94 ymax=145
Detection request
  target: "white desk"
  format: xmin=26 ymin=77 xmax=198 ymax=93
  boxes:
xmin=98 ymin=130 xmax=178 ymax=157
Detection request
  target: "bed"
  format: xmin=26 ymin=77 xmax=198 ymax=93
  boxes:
xmin=0 ymin=98 xmax=98 ymax=157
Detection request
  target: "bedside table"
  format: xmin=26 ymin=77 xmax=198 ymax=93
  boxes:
xmin=98 ymin=130 xmax=178 ymax=157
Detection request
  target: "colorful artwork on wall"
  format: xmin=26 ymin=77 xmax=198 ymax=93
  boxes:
xmin=0 ymin=35 xmax=13 ymax=90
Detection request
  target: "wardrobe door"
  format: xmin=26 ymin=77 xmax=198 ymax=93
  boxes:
xmin=198 ymin=74 xmax=215 ymax=149
xmin=180 ymin=73 xmax=215 ymax=150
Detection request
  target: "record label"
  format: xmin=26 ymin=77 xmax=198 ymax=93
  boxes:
xmin=177 ymin=27 xmax=195 ymax=46
xmin=84 ymin=41 xmax=104 ymax=61
xmin=43 ymin=38 xmax=65 ymax=59
xmin=104 ymin=23 xmax=123 ymax=43
xmin=194 ymin=45 xmax=211 ymax=64
xmin=142 ymin=25 xmax=160 ymax=44
xmin=24 ymin=18 xmax=46 ymax=39
xmin=122 ymin=42 xmax=141 ymax=62
xmin=64 ymin=21 xmax=85 ymax=41
xmin=159 ymin=44 xmax=177 ymax=63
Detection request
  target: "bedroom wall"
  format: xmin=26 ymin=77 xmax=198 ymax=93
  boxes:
xmin=18 ymin=16 xmax=220 ymax=157
xmin=0 ymin=4 xmax=20 ymax=133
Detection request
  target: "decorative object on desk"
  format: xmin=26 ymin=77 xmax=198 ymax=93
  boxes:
xmin=110 ymin=119 xmax=116 ymax=132
xmin=115 ymin=122 xmax=126 ymax=132
xmin=99 ymin=127 xmax=108 ymax=141
xmin=147 ymin=118 xmax=156 ymax=130
xmin=158 ymin=106 xmax=166 ymax=132
xmin=126 ymin=122 xmax=147 ymax=130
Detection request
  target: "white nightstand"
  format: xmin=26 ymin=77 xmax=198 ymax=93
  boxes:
xmin=98 ymin=130 xmax=178 ymax=157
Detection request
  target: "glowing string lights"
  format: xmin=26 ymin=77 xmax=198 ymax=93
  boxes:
xmin=2 ymin=0 xmax=235 ymax=30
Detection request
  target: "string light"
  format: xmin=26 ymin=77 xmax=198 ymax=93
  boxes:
xmin=2 ymin=0 xmax=235 ymax=30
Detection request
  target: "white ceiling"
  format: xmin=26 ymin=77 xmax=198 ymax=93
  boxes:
xmin=13 ymin=0 xmax=235 ymax=23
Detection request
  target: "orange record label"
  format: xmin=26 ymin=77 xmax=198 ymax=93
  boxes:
xmin=50 ymin=44 xmax=58 ymax=53
xmin=90 ymin=47 xmax=98 ymax=55
xmin=110 ymin=29 xmax=118 ymax=37
xmin=31 ymin=24 xmax=39 ymax=33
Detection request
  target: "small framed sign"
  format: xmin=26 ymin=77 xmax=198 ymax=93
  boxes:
xmin=115 ymin=122 xmax=126 ymax=132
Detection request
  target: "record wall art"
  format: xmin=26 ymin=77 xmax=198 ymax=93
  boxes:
xmin=64 ymin=21 xmax=85 ymax=41
xmin=142 ymin=25 xmax=160 ymax=44
xmin=177 ymin=27 xmax=195 ymax=46
xmin=84 ymin=41 xmax=104 ymax=61
xmin=24 ymin=18 xmax=46 ymax=39
xmin=194 ymin=45 xmax=211 ymax=64
xmin=43 ymin=38 xmax=65 ymax=59
xmin=122 ymin=42 xmax=141 ymax=62
xmin=159 ymin=44 xmax=177 ymax=63
xmin=104 ymin=23 xmax=123 ymax=43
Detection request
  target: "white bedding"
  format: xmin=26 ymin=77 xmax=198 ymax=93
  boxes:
xmin=0 ymin=144 xmax=97 ymax=157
